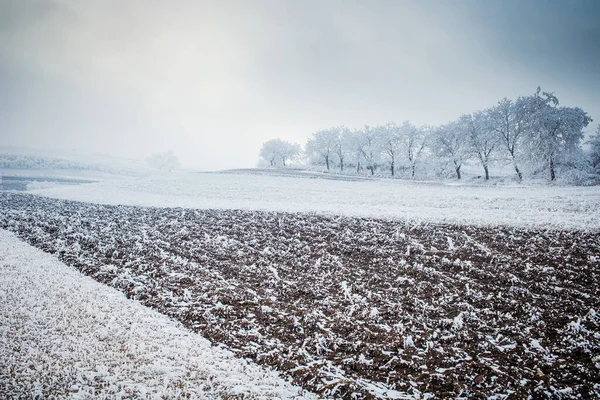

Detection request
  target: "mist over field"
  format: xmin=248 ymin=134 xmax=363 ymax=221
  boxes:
xmin=1 ymin=1 xmax=600 ymax=399
xmin=1 ymin=0 xmax=599 ymax=172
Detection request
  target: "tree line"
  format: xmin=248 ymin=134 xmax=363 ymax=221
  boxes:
xmin=259 ymin=87 xmax=600 ymax=183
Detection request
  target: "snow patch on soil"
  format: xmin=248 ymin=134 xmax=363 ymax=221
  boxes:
xmin=0 ymin=229 xmax=315 ymax=399
xmin=27 ymin=172 xmax=600 ymax=230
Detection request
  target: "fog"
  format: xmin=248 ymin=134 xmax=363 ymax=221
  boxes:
xmin=1 ymin=0 xmax=599 ymax=170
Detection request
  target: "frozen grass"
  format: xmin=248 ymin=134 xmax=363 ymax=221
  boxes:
xmin=0 ymin=229 xmax=316 ymax=399
xmin=26 ymin=171 xmax=600 ymax=230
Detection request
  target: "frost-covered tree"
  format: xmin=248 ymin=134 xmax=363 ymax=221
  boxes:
xmin=259 ymin=139 xmax=300 ymax=167
xmin=399 ymin=121 xmax=428 ymax=179
xmin=306 ymin=128 xmax=340 ymax=171
xmin=280 ymin=141 xmax=301 ymax=166
xmin=294 ymin=87 xmax=592 ymax=184
xmin=433 ymin=121 xmax=469 ymax=179
xmin=345 ymin=129 xmax=365 ymax=173
xmin=376 ymin=123 xmax=402 ymax=176
xmin=462 ymin=111 xmax=498 ymax=180
xmin=526 ymin=88 xmax=592 ymax=180
xmin=489 ymin=98 xmax=528 ymax=181
xmin=259 ymin=140 xmax=277 ymax=167
xmin=334 ymin=127 xmax=353 ymax=172
xmin=587 ymin=124 xmax=600 ymax=171
xmin=358 ymin=125 xmax=381 ymax=175
xmin=146 ymin=150 xmax=181 ymax=172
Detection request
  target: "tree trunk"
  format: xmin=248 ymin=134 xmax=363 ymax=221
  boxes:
xmin=282 ymin=158 xmax=286 ymax=167
xmin=515 ymin=165 xmax=522 ymax=182
xmin=325 ymin=155 xmax=330 ymax=171
xmin=411 ymin=163 xmax=416 ymax=179
xmin=484 ymin=165 xmax=489 ymax=180
xmin=340 ymin=158 xmax=344 ymax=172
xmin=510 ymin=153 xmax=522 ymax=182
xmin=549 ymin=157 xmax=556 ymax=181
xmin=456 ymin=165 xmax=461 ymax=180
xmin=512 ymin=159 xmax=522 ymax=182
xmin=356 ymin=161 xmax=360 ymax=173
xmin=369 ymin=166 xmax=374 ymax=175
xmin=390 ymin=160 xmax=394 ymax=176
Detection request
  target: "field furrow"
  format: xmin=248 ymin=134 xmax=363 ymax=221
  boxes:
xmin=1 ymin=192 xmax=599 ymax=398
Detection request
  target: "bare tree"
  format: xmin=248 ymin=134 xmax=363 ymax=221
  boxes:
xmin=259 ymin=140 xmax=280 ymax=167
xmin=526 ymin=88 xmax=592 ymax=180
xmin=587 ymin=124 xmax=600 ymax=171
xmin=334 ymin=127 xmax=353 ymax=172
xmin=489 ymin=98 xmax=527 ymax=181
xmin=433 ymin=121 xmax=468 ymax=179
xmin=463 ymin=111 xmax=498 ymax=180
xmin=306 ymin=128 xmax=339 ymax=171
xmin=345 ymin=129 xmax=365 ymax=173
xmin=358 ymin=125 xmax=380 ymax=176
xmin=400 ymin=121 xmax=428 ymax=178
xmin=259 ymin=139 xmax=301 ymax=167
xmin=376 ymin=123 xmax=402 ymax=176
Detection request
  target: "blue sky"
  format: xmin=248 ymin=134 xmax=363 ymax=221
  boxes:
xmin=1 ymin=0 xmax=598 ymax=169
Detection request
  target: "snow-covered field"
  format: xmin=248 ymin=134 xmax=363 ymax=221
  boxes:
xmin=23 ymin=170 xmax=600 ymax=230
xmin=0 ymin=229 xmax=315 ymax=399
xmin=1 ymin=168 xmax=599 ymax=398
xmin=2 ymin=192 xmax=599 ymax=398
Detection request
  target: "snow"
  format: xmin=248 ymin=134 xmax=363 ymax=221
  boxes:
xmin=2 ymin=192 xmax=598 ymax=397
xmin=25 ymin=180 xmax=63 ymax=190
xmin=0 ymin=229 xmax=316 ymax=399
xmin=451 ymin=312 xmax=464 ymax=331
xmin=1 ymin=168 xmax=131 ymax=182
xmin=24 ymin=171 xmax=600 ymax=230
xmin=529 ymin=339 xmax=547 ymax=353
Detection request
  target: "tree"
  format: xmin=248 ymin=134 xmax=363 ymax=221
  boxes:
xmin=489 ymin=98 xmax=527 ymax=181
xmin=335 ymin=127 xmax=353 ymax=172
xmin=306 ymin=128 xmax=340 ymax=171
xmin=526 ymin=88 xmax=592 ymax=180
xmin=399 ymin=121 xmax=428 ymax=179
xmin=259 ymin=140 xmax=280 ymax=167
xmin=346 ymin=129 xmax=365 ymax=173
xmin=259 ymin=139 xmax=300 ymax=167
xmin=433 ymin=121 xmax=468 ymax=179
xmin=280 ymin=141 xmax=301 ymax=166
xmin=146 ymin=150 xmax=181 ymax=172
xmin=358 ymin=125 xmax=381 ymax=175
xmin=376 ymin=123 xmax=402 ymax=176
xmin=587 ymin=124 xmax=600 ymax=171
xmin=463 ymin=111 xmax=498 ymax=180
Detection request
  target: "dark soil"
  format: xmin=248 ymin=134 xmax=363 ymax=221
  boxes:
xmin=1 ymin=192 xmax=599 ymax=399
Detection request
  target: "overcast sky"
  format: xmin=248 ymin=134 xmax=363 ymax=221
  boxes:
xmin=1 ymin=0 xmax=599 ymax=170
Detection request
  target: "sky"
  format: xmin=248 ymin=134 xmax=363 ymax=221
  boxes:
xmin=1 ymin=0 xmax=599 ymax=170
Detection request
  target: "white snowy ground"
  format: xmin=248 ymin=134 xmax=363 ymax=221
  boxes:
xmin=27 ymin=171 xmax=600 ymax=230
xmin=0 ymin=168 xmax=134 ymax=182
xmin=0 ymin=229 xmax=316 ymax=399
